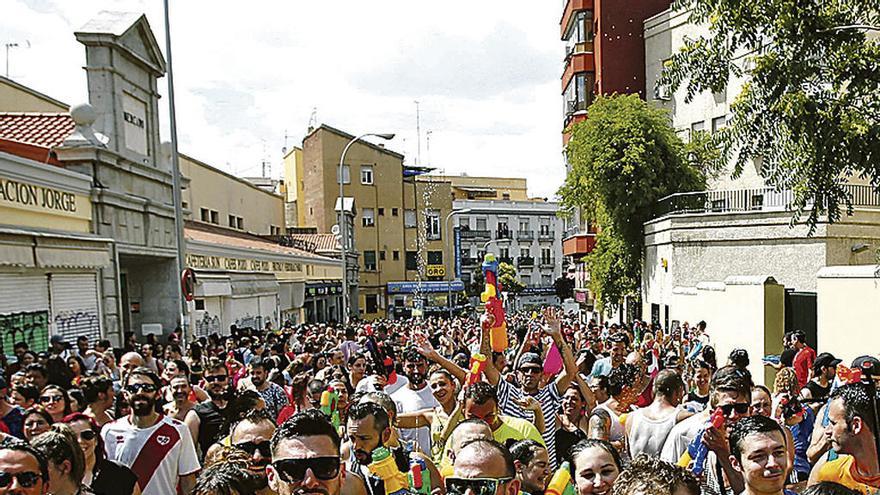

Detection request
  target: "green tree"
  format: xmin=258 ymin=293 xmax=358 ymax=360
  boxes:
xmin=554 ymin=276 xmax=574 ymax=300
xmin=498 ymin=262 xmax=525 ymax=294
xmin=659 ymin=0 xmax=880 ymax=230
xmin=559 ymin=94 xmax=705 ymax=311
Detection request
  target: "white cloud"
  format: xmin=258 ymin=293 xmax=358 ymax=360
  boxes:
xmin=2 ymin=0 xmax=567 ymax=198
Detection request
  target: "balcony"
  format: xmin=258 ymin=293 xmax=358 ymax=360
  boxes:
xmin=654 ymin=185 xmax=880 ymax=218
xmin=499 ymin=257 xmax=514 ymax=265
xmin=538 ymin=231 xmax=555 ymax=241
xmin=496 ymin=229 xmax=512 ymax=240
xmin=517 ymin=256 xmax=535 ymax=267
xmin=539 ymin=258 xmax=556 ymax=268
xmin=563 ymin=232 xmax=597 ymax=257
xmin=460 ymin=229 xmax=491 ymax=240
xmin=461 ymin=257 xmax=480 ymax=267
xmin=516 ymin=231 xmax=535 ymax=242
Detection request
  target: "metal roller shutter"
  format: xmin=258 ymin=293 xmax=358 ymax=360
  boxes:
xmin=49 ymin=273 xmax=102 ymax=343
xmin=0 ymin=274 xmax=51 ymax=352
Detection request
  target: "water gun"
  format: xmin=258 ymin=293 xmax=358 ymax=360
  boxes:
xmin=682 ymin=407 xmax=725 ymax=476
xmin=480 ymin=253 xmax=508 ymax=352
xmin=408 ymin=457 xmax=432 ymax=495
xmin=320 ymin=387 xmax=341 ymax=430
xmin=545 ymin=461 xmax=576 ymax=495
xmin=364 ymin=325 xmax=398 ymax=385
xmin=467 ymin=353 xmax=488 ymax=385
xmin=368 ymin=447 xmax=410 ymax=495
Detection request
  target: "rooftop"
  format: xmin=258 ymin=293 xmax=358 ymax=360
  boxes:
xmin=0 ymin=112 xmax=74 ymax=148
xmin=184 ymin=221 xmax=335 ymax=262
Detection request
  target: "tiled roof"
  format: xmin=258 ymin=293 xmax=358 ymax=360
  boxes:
xmin=285 ymin=233 xmax=340 ymax=253
xmin=184 ymin=222 xmax=334 ymax=263
xmin=0 ymin=113 xmax=74 ymax=148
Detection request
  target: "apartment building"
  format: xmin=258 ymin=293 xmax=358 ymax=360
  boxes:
xmin=294 ymin=125 xmax=455 ymax=320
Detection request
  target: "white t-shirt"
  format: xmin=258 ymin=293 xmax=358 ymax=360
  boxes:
xmin=355 ymin=374 xmax=410 ymax=396
xmin=391 ymin=384 xmax=438 ymax=454
xmin=102 ymin=415 xmax=200 ymax=495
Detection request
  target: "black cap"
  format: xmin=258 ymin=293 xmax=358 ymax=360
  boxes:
xmin=814 ymin=352 xmax=842 ymax=369
xmin=852 ymin=355 xmax=880 ymax=375
xmin=517 ymin=352 xmax=542 ymax=369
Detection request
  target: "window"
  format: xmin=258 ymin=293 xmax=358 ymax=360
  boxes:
xmin=502 ymin=193 xmax=511 ymax=200
xmin=194 ymin=299 xmax=205 ymax=311
xmin=229 ymin=215 xmax=237 ymax=228
xmin=426 ymin=209 xmax=441 ymax=240
xmin=365 ymin=294 xmax=378 ymax=314
xmin=336 ymin=165 xmax=351 ymax=184
xmin=564 ymin=72 xmax=594 ymax=118
xmin=712 ymin=116 xmax=727 ymax=132
xmin=405 ymin=251 xmax=418 ymax=270
xmin=392 ymin=250 xmax=400 ymax=261
xmin=362 ymin=208 xmax=375 ymax=227
xmin=404 ymin=209 xmax=417 ymax=228
xmin=691 ymin=120 xmax=705 ymax=134
xmin=564 ymin=10 xmax=594 ymax=52
xmin=540 ymin=222 xmax=551 ymax=236
xmin=210 ymin=210 xmax=219 ymax=225
xmin=542 ymin=274 xmax=553 ymax=286
xmin=392 ymin=208 xmax=399 ymax=217
xmin=522 ymin=275 xmax=531 ymax=286
xmin=379 ymin=251 xmax=386 ymax=261
xmin=200 ymin=208 xmax=210 ymax=222
xmin=236 ymin=217 xmax=243 ymax=230
xmin=499 ymin=248 xmax=510 ymax=260
xmin=519 ymin=219 xmax=530 ymax=231
xmin=428 ymin=251 xmax=443 ymax=265
xmin=378 ymin=208 xmax=385 ymax=216
xmin=459 ymin=217 xmax=470 ymax=228
xmin=541 ymin=248 xmax=552 ymax=263
xmin=360 ymin=165 xmax=374 ymax=185
xmin=363 ymin=251 xmax=377 ymax=271
xmin=520 ymin=248 xmax=530 ymax=257
xmin=476 ymin=218 xmax=487 ymax=230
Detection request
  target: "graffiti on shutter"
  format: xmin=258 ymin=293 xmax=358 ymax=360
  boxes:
xmin=0 ymin=311 xmax=50 ymax=353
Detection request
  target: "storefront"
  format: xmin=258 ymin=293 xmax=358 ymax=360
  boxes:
xmin=0 ymin=151 xmax=114 ymax=352
xmin=185 ymin=224 xmax=341 ymax=335
xmin=386 ymin=280 xmax=466 ymax=319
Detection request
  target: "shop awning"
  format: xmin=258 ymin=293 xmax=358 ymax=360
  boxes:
xmin=194 ymin=273 xmax=232 ymax=297
xmin=35 ymin=245 xmax=111 ymax=269
xmin=229 ymin=273 xmax=279 ymax=297
xmin=0 ymin=238 xmax=34 ymax=267
xmin=279 ymin=281 xmax=306 ymax=310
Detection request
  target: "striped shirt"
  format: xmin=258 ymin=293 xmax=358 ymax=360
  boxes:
xmin=496 ymin=379 xmax=562 ymax=469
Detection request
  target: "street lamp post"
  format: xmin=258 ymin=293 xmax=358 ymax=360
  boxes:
xmin=444 ymin=208 xmax=472 ymax=319
xmin=339 ymin=132 xmax=395 ymax=325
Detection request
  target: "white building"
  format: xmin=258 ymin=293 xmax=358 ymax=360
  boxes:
xmin=455 ymin=199 xmax=564 ymax=307
xmin=641 ymin=8 xmax=880 ymax=341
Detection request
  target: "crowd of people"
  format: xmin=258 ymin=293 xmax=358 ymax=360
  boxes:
xmin=0 ymin=309 xmax=875 ymax=495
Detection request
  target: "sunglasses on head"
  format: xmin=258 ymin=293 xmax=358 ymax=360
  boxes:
xmin=125 ymin=383 xmax=157 ymax=394
xmin=39 ymin=395 xmax=63 ymax=404
xmin=445 ymin=477 xmax=513 ymax=495
xmin=204 ymin=375 xmax=228 ymax=383
xmin=719 ymin=403 xmax=750 ymax=415
xmin=234 ymin=440 xmax=271 ymax=458
xmin=0 ymin=471 xmax=42 ymax=488
xmin=272 ymin=457 xmax=341 ymax=482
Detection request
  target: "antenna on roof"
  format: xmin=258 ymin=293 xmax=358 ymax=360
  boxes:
xmin=307 ymin=107 xmax=318 ymax=134
xmin=4 ymin=40 xmax=30 ymax=78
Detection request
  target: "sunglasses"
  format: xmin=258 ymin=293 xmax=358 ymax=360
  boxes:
xmin=234 ymin=441 xmax=271 ymax=458
xmin=0 ymin=471 xmax=42 ymax=488
xmin=79 ymin=430 xmax=97 ymax=441
xmin=39 ymin=395 xmax=64 ymax=404
xmin=272 ymin=457 xmax=341 ymax=482
xmin=719 ymin=403 xmax=750 ymax=416
xmin=125 ymin=383 xmax=158 ymax=394
xmin=519 ymin=367 xmax=542 ymax=374
xmin=445 ymin=477 xmax=513 ymax=495
xmin=204 ymin=375 xmax=228 ymax=383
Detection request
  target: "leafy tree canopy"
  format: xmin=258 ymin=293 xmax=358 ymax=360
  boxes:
xmin=498 ymin=262 xmax=525 ymax=294
xmin=659 ymin=0 xmax=880 ymax=229
xmin=560 ymin=94 xmax=705 ymax=310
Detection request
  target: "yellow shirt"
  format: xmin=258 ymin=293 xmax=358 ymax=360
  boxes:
xmin=438 ymin=415 xmax=545 ymax=475
xmin=816 ymin=455 xmax=880 ymax=495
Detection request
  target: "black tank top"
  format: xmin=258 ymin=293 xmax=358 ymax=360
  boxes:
xmin=804 ymin=380 xmax=831 ymax=400
xmin=194 ymin=401 xmax=227 ymax=455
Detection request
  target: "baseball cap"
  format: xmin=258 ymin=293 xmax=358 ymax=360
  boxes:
xmin=517 ymin=352 xmax=542 ymax=370
xmin=50 ymin=335 xmax=66 ymax=346
xmin=852 ymin=355 xmax=880 ymax=375
xmin=814 ymin=352 xmax=842 ymax=369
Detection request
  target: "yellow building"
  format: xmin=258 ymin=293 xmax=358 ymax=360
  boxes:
xmin=281 ymin=146 xmax=305 ymax=228
xmin=291 ymin=124 xmax=456 ymax=319
xmin=426 ymin=174 xmax=532 ymax=201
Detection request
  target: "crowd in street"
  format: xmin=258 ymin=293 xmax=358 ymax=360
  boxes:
xmin=0 ymin=309 xmax=876 ymax=495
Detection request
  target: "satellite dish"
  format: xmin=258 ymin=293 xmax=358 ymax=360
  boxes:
xmin=331 ymin=225 xmax=340 ymax=235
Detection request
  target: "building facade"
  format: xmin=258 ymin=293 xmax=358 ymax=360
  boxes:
xmin=292 ymin=125 xmax=455 ymax=320
xmin=640 ymin=7 xmax=880 ymax=343
xmin=560 ymin=0 xmax=672 ymax=312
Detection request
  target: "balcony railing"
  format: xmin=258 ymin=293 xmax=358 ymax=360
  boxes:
xmin=460 ymin=229 xmax=491 ymax=240
xmin=517 ymin=256 xmax=535 ymax=267
xmin=539 ymin=257 xmax=556 ymax=267
xmin=461 ymin=257 xmax=480 ymax=267
xmin=517 ymin=231 xmax=535 ymax=242
xmin=538 ymin=231 xmax=555 ymax=241
xmin=496 ymin=229 xmax=512 ymax=240
xmin=499 ymin=257 xmax=514 ymax=265
xmin=655 ymin=185 xmax=880 ymax=218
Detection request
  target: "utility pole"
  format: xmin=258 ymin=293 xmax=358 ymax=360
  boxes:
xmin=415 ymin=100 xmax=421 ymax=166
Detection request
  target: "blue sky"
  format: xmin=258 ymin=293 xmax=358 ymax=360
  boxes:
xmin=3 ymin=1 xmax=566 ymax=199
